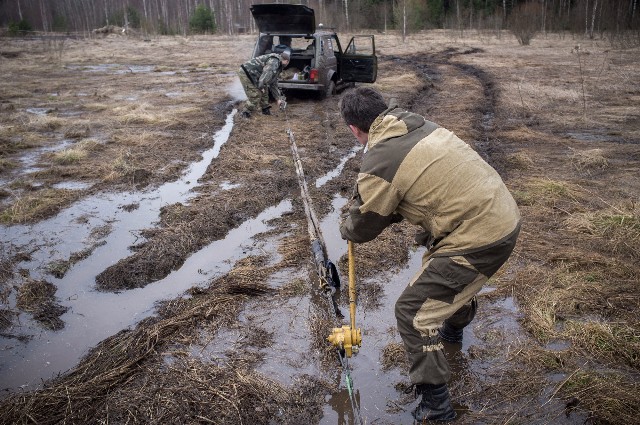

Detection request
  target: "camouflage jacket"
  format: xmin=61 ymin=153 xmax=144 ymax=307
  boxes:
xmin=241 ymin=53 xmax=285 ymax=101
xmin=340 ymin=107 xmax=521 ymax=257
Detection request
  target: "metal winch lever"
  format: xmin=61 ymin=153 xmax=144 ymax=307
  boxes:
xmin=327 ymin=241 xmax=362 ymax=357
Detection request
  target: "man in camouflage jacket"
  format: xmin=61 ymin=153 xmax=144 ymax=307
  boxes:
xmin=339 ymin=87 xmax=520 ymax=422
xmin=238 ymin=48 xmax=290 ymax=118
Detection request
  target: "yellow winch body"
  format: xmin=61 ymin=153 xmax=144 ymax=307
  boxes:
xmin=327 ymin=241 xmax=362 ymax=358
xmin=328 ymin=325 xmax=362 ymax=358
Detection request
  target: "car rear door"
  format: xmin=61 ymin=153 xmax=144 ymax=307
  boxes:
xmin=340 ymin=35 xmax=377 ymax=83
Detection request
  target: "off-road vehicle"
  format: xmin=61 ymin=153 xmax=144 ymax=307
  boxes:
xmin=250 ymin=3 xmax=377 ymax=98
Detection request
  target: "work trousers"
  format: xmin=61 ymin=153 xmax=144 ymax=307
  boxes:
xmin=237 ymin=69 xmax=269 ymax=112
xmin=395 ymin=227 xmax=519 ymax=385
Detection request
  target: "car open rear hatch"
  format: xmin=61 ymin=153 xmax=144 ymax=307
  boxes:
xmin=250 ymin=4 xmax=315 ymax=35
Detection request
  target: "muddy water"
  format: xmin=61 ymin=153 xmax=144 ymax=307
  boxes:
xmin=0 ymin=107 xmax=294 ymax=394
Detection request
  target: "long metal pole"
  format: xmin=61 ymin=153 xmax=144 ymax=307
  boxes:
xmin=348 ymin=241 xmax=356 ymax=331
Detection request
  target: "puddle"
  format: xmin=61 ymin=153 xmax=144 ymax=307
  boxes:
xmin=0 ymin=198 xmax=293 ymax=393
xmin=566 ymin=131 xmax=629 ymax=144
xmin=58 ymin=110 xmax=83 ymax=117
xmin=220 ymin=180 xmax=241 ymax=191
xmin=25 ymin=107 xmax=53 ymax=115
xmin=309 ymin=191 xmax=410 ymax=423
xmin=115 ymin=65 xmax=155 ymax=74
xmin=315 ymin=145 xmax=362 ymax=188
xmin=546 ymin=340 xmax=571 ymax=351
xmin=51 ymin=181 xmax=92 ymax=190
xmin=0 ymin=109 xmax=262 ymax=394
xmin=481 ymin=111 xmax=495 ymax=131
xmin=5 ymin=108 xmax=237 ymax=264
xmin=67 ymin=64 xmax=201 ymax=77
xmin=19 ymin=139 xmax=74 ymax=171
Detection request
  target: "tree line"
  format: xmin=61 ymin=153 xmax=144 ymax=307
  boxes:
xmin=1 ymin=0 xmax=638 ymax=41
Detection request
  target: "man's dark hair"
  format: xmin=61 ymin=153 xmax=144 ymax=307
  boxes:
xmin=339 ymin=87 xmax=388 ymax=132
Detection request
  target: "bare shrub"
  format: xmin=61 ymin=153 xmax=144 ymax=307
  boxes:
xmin=41 ymin=36 xmax=66 ymax=62
xmin=508 ymin=3 xmax=542 ymax=46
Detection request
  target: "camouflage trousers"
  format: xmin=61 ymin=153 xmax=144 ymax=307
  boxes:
xmin=237 ymin=68 xmax=269 ymax=113
xmin=394 ymin=227 xmax=519 ymax=385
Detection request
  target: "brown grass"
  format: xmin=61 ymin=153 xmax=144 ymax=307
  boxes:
xmin=15 ymin=279 xmax=67 ymax=330
xmin=373 ymin=72 xmax=424 ymax=92
xmin=570 ymin=147 xmax=609 ymax=171
xmin=381 ymin=342 xmax=410 ymax=371
xmin=51 ymin=147 xmax=88 ymax=164
xmin=561 ymin=370 xmax=640 ymax=424
xmin=0 ymin=188 xmax=79 ymax=224
xmin=565 ymin=207 xmax=640 ymax=258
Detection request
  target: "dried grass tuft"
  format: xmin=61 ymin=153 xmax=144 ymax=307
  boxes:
xmin=103 ymin=149 xmax=136 ymax=181
xmin=571 ymin=148 xmax=608 ymax=171
xmin=381 ymin=342 xmax=410 ymax=371
xmin=565 ymin=207 xmax=640 ymax=258
xmin=52 ymin=147 xmax=88 ymax=164
xmin=0 ymin=188 xmax=78 ymax=224
xmin=28 ymin=114 xmax=65 ymax=131
xmin=513 ymin=177 xmax=579 ymax=207
xmin=561 ymin=370 xmax=640 ymax=424
xmin=15 ymin=279 xmax=67 ymax=330
xmin=505 ymin=151 xmax=535 ymax=169
xmin=564 ymin=321 xmax=640 ymax=369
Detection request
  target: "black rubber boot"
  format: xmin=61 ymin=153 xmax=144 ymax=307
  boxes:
xmin=438 ymin=321 xmax=464 ymax=344
xmin=241 ymin=110 xmax=251 ymax=119
xmin=438 ymin=297 xmax=478 ymax=343
xmin=261 ymin=106 xmax=272 ymax=115
xmin=412 ymin=383 xmax=456 ymax=422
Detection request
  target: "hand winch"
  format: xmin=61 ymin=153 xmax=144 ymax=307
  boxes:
xmin=327 ymin=241 xmax=362 ymax=357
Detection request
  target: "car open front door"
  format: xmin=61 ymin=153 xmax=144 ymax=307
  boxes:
xmin=341 ymin=35 xmax=377 ymax=83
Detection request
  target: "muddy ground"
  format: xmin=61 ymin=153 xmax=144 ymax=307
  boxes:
xmin=0 ymin=30 xmax=639 ymax=424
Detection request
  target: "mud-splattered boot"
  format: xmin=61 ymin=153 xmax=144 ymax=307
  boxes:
xmin=413 ymin=383 xmax=456 ymax=422
xmin=261 ymin=106 xmax=272 ymax=115
xmin=438 ymin=321 xmax=464 ymax=344
xmin=241 ymin=110 xmax=251 ymax=119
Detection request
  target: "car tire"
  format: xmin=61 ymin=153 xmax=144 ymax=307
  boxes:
xmin=321 ymin=80 xmax=335 ymax=99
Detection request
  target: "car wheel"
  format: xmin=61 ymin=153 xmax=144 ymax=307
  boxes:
xmin=322 ymin=80 xmax=335 ymax=99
